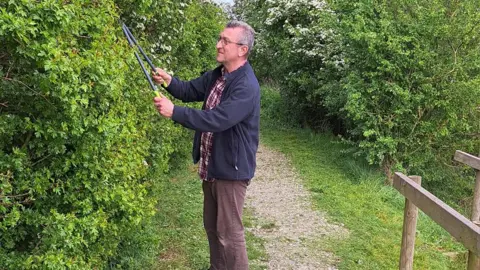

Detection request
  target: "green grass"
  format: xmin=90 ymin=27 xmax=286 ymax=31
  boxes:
xmin=150 ymin=164 xmax=268 ymax=270
xmin=259 ymin=86 xmax=468 ymax=269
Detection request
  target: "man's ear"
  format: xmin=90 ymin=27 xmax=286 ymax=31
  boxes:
xmin=239 ymin=46 xmax=249 ymax=57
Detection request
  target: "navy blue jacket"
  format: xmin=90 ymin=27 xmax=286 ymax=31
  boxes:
xmin=168 ymin=62 xmax=260 ymax=180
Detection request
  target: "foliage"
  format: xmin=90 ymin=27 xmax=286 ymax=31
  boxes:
xmin=114 ymin=0 xmax=225 ymax=79
xmin=171 ymin=0 xmax=227 ymax=79
xmin=0 ymin=0 xmax=225 ymax=268
xmin=236 ymin=0 xmax=480 ymax=202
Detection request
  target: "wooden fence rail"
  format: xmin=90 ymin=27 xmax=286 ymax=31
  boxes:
xmin=393 ymin=150 xmax=480 ymax=270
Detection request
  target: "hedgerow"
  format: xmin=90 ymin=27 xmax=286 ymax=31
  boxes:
xmin=0 ymin=0 xmax=224 ymax=268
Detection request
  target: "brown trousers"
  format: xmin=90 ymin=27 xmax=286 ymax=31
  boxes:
xmin=202 ymin=180 xmax=249 ymax=270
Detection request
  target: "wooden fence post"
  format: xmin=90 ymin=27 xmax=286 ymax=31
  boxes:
xmin=454 ymin=150 xmax=480 ymax=270
xmin=467 ymin=169 xmax=480 ymax=270
xmin=399 ymin=175 xmax=421 ymax=270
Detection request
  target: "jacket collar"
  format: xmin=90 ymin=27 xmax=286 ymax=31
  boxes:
xmin=213 ymin=61 xmax=250 ymax=82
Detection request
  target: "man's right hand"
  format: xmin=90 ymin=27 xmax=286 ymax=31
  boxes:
xmin=152 ymin=68 xmax=172 ymax=87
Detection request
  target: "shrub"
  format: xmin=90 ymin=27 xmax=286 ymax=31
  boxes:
xmin=0 ymin=0 xmax=225 ymax=268
xmin=236 ymin=0 xmax=480 ymax=203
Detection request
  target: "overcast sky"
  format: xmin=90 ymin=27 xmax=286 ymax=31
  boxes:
xmin=213 ymin=0 xmax=234 ymax=4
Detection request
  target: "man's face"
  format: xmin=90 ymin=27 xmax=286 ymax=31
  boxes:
xmin=216 ymin=27 xmax=247 ymax=65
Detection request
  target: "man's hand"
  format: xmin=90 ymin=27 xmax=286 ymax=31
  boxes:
xmin=152 ymin=68 xmax=172 ymax=87
xmin=153 ymin=96 xmax=174 ymax=118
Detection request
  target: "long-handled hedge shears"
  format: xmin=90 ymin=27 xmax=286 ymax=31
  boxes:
xmin=121 ymin=23 xmax=167 ymax=98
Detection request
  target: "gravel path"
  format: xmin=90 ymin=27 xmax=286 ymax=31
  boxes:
xmin=246 ymin=144 xmax=348 ymax=270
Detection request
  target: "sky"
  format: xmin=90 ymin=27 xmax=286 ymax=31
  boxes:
xmin=213 ymin=0 xmax=234 ymax=4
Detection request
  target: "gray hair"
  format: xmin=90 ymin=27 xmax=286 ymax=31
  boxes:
xmin=226 ymin=20 xmax=255 ymax=56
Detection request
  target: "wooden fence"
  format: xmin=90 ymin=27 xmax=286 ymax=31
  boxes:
xmin=393 ymin=150 xmax=480 ymax=270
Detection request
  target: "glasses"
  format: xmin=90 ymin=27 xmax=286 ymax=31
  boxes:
xmin=217 ymin=36 xmax=245 ymax=47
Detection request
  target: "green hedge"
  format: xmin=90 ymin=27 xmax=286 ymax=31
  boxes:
xmin=0 ymin=0 xmax=224 ymax=268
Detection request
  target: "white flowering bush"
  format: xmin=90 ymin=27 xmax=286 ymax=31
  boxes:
xmin=236 ymin=0 xmax=480 ymax=202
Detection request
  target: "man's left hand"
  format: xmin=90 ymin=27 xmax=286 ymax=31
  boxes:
xmin=153 ymin=96 xmax=174 ymax=118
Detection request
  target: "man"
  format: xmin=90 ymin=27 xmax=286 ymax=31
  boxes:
xmin=152 ymin=20 xmax=259 ymax=270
